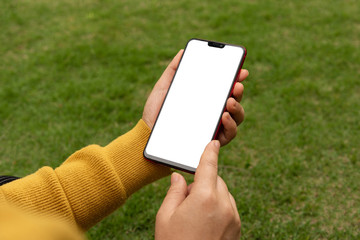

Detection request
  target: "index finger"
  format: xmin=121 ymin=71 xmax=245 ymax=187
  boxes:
xmin=194 ymin=140 xmax=220 ymax=187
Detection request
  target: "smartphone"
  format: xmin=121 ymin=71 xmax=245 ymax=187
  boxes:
xmin=144 ymin=38 xmax=246 ymax=173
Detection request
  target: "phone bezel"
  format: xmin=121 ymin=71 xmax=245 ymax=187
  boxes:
xmin=143 ymin=38 xmax=247 ymax=173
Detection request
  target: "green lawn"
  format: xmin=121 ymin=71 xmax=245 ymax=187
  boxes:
xmin=1 ymin=0 xmax=359 ymax=239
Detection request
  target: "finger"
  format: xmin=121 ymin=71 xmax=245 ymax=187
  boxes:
xmin=156 ymin=49 xmax=184 ymax=89
xmin=226 ymin=98 xmax=245 ymax=125
xmin=187 ymin=182 xmax=194 ymax=193
xmin=216 ymin=175 xmax=229 ymax=194
xmin=232 ymin=82 xmax=244 ymax=102
xmin=158 ymin=172 xmax=187 ymax=217
xmin=236 ymin=69 xmax=249 ymax=82
xmin=219 ymin=112 xmax=237 ymax=142
xmin=194 ymin=140 xmax=220 ymax=187
xmin=228 ymin=192 xmax=241 ymax=225
xmin=217 ymin=112 xmax=237 ymax=146
xmin=216 ymin=177 xmax=241 ymax=229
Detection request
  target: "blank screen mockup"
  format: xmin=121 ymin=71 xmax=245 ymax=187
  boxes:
xmin=144 ymin=39 xmax=245 ymax=172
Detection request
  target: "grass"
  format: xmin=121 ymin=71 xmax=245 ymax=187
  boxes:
xmin=1 ymin=0 xmax=359 ymax=239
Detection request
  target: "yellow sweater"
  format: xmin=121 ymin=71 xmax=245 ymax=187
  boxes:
xmin=0 ymin=120 xmax=171 ymax=240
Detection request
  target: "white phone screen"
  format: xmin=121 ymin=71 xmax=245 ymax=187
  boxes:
xmin=144 ymin=39 xmax=246 ymax=172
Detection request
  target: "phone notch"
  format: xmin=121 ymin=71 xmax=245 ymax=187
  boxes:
xmin=208 ymin=41 xmax=225 ymax=48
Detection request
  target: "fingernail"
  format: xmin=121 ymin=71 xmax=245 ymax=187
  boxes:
xmin=226 ymin=112 xmax=231 ymax=120
xmin=213 ymin=140 xmax=220 ymax=149
xmin=171 ymin=172 xmax=180 ymax=184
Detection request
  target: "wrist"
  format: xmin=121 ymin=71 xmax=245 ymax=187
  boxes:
xmin=104 ymin=119 xmax=171 ymax=197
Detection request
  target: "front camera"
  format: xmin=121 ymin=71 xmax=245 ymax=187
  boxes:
xmin=208 ymin=42 xmax=225 ymax=48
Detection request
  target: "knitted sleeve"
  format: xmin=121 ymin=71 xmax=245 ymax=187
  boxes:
xmin=0 ymin=119 xmax=171 ymax=231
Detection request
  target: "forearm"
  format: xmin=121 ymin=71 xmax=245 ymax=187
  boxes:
xmin=0 ymin=120 xmax=171 ymax=231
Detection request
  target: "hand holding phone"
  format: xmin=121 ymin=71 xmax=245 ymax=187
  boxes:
xmin=155 ymin=141 xmax=241 ymax=240
xmin=142 ymin=49 xmax=248 ymax=142
xmin=143 ymin=39 xmax=247 ymax=172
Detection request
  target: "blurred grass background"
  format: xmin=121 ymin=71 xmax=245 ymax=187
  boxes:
xmin=0 ymin=0 xmax=359 ymax=239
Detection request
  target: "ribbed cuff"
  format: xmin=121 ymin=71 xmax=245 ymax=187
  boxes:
xmin=104 ymin=119 xmax=172 ymax=197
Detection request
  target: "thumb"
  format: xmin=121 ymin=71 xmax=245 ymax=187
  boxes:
xmin=194 ymin=140 xmax=220 ymax=186
xmin=158 ymin=172 xmax=187 ymax=217
xmin=157 ymin=49 xmax=184 ymax=86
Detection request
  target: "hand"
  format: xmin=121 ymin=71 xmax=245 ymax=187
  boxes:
xmin=142 ymin=50 xmax=249 ymax=146
xmin=155 ymin=140 xmax=241 ymax=240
